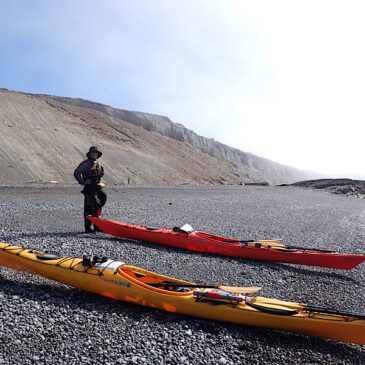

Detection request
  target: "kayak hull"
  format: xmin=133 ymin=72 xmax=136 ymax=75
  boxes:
xmin=88 ymin=218 xmax=365 ymax=270
xmin=0 ymin=242 xmax=364 ymax=345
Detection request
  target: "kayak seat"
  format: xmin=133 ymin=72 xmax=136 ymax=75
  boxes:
xmin=146 ymin=227 xmax=159 ymax=230
xmin=36 ymin=253 xmax=63 ymax=260
xmin=172 ymin=227 xmax=190 ymax=234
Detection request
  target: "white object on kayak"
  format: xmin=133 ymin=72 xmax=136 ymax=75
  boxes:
xmin=179 ymin=224 xmax=194 ymax=233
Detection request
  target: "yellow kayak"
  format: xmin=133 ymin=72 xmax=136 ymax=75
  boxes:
xmin=0 ymin=242 xmax=364 ymax=345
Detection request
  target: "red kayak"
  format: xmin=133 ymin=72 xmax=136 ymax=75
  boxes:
xmin=88 ymin=217 xmax=365 ymax=270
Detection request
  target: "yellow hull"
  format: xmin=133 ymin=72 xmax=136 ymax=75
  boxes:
xmin=0 ymin=242 xmax=364 ymax=345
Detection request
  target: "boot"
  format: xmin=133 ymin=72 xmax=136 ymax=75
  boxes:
xmin=84 ymin=217 xmax=94 ymax=233
xmin=93 ymin=225 xmax=102 ymax=232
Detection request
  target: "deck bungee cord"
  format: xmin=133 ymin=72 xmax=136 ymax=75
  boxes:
xmin=1 ymin=244 xmax=121 ymax=276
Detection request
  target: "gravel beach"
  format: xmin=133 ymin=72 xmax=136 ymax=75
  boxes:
xmin=0 ymin=185 xmax=364 ymax=364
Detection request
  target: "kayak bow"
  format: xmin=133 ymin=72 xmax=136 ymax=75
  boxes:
xmin=88 ymin=218 xmax=365 ymax=270
xmin=0 ymin=242 xmax=364 ymax=345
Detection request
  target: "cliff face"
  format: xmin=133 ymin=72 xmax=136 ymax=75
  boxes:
xmin=0 ymin=88 xmax=316 ymax=185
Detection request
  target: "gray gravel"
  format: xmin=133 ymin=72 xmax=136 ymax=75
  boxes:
xmin=0 ymin=184 xmax=364 ymax=364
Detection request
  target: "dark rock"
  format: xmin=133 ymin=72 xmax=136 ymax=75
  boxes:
xmin=292 ymin=179 xmax=365 ymax=189
xmin=245 ymin=182 xmax=270 ymax=186
xmin=286 ymin=179 xmax=365 ymax=198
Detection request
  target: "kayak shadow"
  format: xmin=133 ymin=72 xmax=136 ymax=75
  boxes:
xmin=0 ymin=231 xmax=90 ymax=241
xmin=236 ymin=259 xmax=359 ymax=283
xmin=0 ymin=275 xmax=362 ymax=358
xmin=96 ymin=236 xmax=359 ymax=284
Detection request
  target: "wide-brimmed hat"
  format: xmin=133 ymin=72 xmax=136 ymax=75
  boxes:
xmin=86 ymin=146 xmax=102 ymax=158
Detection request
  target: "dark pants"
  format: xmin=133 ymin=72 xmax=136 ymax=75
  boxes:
xmin=82 ymin=184 xmax=107 ymax=231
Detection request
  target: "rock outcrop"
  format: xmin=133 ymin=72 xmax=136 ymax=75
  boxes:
xmin=283 ymin=179 xmax=365 ymax=198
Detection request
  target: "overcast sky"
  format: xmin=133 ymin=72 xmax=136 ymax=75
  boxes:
xmin=1 ymin=0 xmax=364 ymax=178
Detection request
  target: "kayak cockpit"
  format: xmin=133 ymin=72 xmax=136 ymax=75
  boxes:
xmin=118 ymin=266 xmax=194 ymax=295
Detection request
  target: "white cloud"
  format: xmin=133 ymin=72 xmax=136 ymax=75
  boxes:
xmin=217 ymin=1 xmax=365 ymax=177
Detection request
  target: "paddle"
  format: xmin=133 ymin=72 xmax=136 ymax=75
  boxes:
xmin=245 ymin=298 xmax=365 ymax=319
xmin=239 ymin=240 xmax=335 ymax=253
xmin=147 ymin=282 xmax=262 ymax=294
xmin=189 ymin=232 xmax=337 ymax=253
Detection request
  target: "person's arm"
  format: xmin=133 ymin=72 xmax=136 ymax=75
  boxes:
xmin=74 ymin=161 xmax=88 ymax=184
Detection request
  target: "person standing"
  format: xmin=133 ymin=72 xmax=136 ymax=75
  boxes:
xmin=74 ymin=146 xmax=107 ymax=233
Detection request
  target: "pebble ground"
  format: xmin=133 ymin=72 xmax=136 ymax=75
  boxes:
xmin=0 ymin=185 xmax=364 ymax=365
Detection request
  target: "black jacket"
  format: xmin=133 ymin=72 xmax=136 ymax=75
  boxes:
xmin=74 ymin=158 xmax=104 ymax=185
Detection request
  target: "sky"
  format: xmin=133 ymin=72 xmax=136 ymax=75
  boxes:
xmin=1 ymin=0 xmax=364 ymax=178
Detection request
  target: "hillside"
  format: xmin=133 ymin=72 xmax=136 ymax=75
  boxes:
xmin=0 ymin=88 xmax=316 ymax=185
